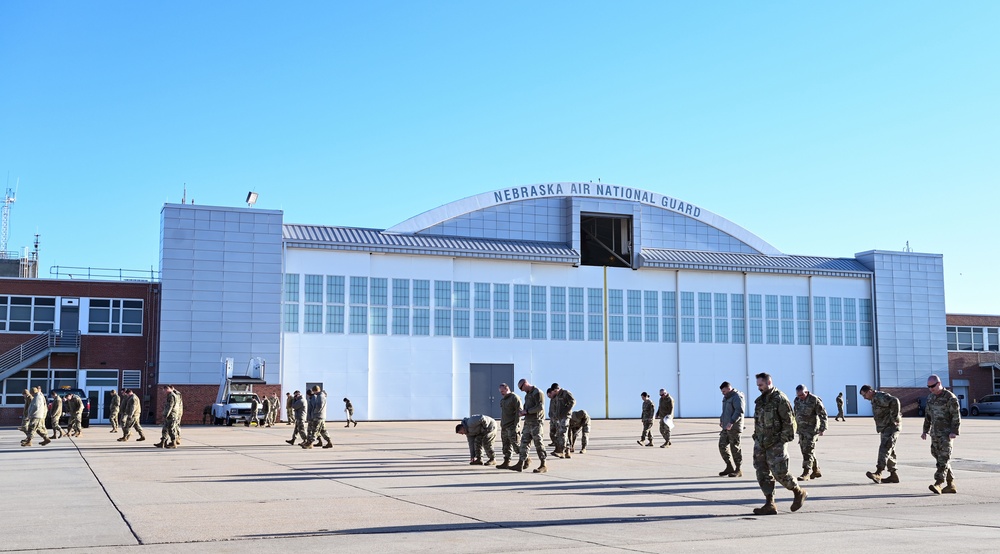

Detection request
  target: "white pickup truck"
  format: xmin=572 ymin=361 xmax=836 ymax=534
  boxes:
xmin=211 ymin=357 xmax=267 ymax=426
xmin=211 ymin=392 xmax=262 ymax=426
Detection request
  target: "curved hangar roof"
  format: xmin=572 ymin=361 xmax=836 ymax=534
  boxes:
xmin=283 ymin=183 xmax=871 ymax=277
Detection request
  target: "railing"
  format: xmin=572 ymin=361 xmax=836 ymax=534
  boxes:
xmin=49 ymin=266 xmax=160 ymax=282
xmin=0 ymin=330 xmax=81 ymax=371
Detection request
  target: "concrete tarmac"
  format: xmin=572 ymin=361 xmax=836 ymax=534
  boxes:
xmin=2 ymin=417 xmax=998 ymax=553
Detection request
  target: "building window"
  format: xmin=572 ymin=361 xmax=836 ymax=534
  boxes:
xmin=610 ymin=315 xmax=625 ymax=342
xmin=531 ymin=286 xmax=546 ymax=313
xmin=474 ymin=283 xmax=490 ymax=337
xmin=780 ymin=296 xmax=794 ymax=345
xmin=370 ymin=278 xmax=388 ymax=306
xmin=326 ymin=276 xmax=346 ymax=334
xmin=349 ymin=306 xmax=367 ymax=334
xmin=494 ymin=284 xmax=510 ymax=310
xmin=326 ymin=305 xmax=345 ymax=334
xmin=551 ymin=287 xmax=566 ymax=340
xmin=568 ymin=287 xmax=584 ymax=313
xmin=514 ymin=285 xmax=529 ymax=339
xmin=731 ymin=293 xmax=745 ymax=344
xmin=699 ymin=293 xmax=714 ymax=342
xmin=699 ymin=317 xmax=713 ymax=343
xmin=514 ymin=285 xmax=530 ymax=312
xmin=766 ymin=320 xmax=779 ymax=345
xmin=370 ymin=307 xmax=388 ymax=335
xmin=350 ymin=277 xmax=368 ymax=305
xmin=304 ymin=275 xmax=323 ymax=303
xmin=946 ymin=326 xmax=996 ymax=352
xmin=454 ymin=282 xmax=470 ymax=309
xmin=662 ymin=291 xmax=677 ymax=343
xmin=588 ymin=288 xmax=604 ymax=341
xmin=681 ymin=292 xmax=695 ymax=316
xmin=815 ymin=321 xmax=827 ymax=345
xmin=714 ymin=293 xmax=728 ymax=343
xmin=304 ymin=305 xmax=323 ymax=333
xmin=494 ymin=310 xmax=510 ymax=338
xmin=327 ymin=276 xmax=345 ymax=304
xmin=413 ymin=280 xmax=430 ymax=307
xmin=829 ymin=297 xmax=843 ymax=346
xmin=531 ymin=286 xmax=547 ymax=340
xmin=813 ymin=297 xmax=827 ymax=345
xmin=715 ymin=318 xmax=729 ymax=343
xmin=474 ymin=283 xmax=491 ymax=310
xmin=531 ymin=312 xmax=547 ymax=340
xmin=730 ymin=294 xmax=744 ymax=318
xmin=393 ymin=279 xmax=410 ymax=307
xmin=283 ymin=303 xmax=299 ymax=332
xmin=284 ymin=274 xmax=300 ymax=302
xmin=514 ymin=312 xmax=530 ymax=339
xmin=627 ymin=315 xmax=642 ymax=342
xmin=88 ymin=299 xmax=141 ymax=334
xmin=765 ymin=295 xmax=779 ymax=344
xmin=434 ymin=306 xmax=452 ymax=336
xmin=474 ymin=310 xmax=491 ymax=338
xmin=413 ymin=308 xmax=430 ymax=336
xmin=749 ymin=294 xmax=762 ymax=319
xmin=569 ymin=314 xmax=584 ymax=341
xmin=392 ymin=307 xmax=409 ymax=335
xmin=681 ymin=317 xmax=696 ymax=343
xmin=796 ymin=297 xmax=810 ymax=345
xmin=453 ymin=282 xmax=469 ymax=337
xmin=283 ymin=275 xmax=300 ymax=332
xmin=454 ymin=309 xmax=470 ymax=337
xmin=843 ymin=298 xmax=857 ymax=346
xmin=732 ymin=318 xmax=745 ymax=344
xmin=749 ymin=319 xmax=763 ymax=344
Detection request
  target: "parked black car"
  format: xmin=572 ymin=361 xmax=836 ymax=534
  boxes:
xmin=48 ymin=387 xmax=91 ymax=429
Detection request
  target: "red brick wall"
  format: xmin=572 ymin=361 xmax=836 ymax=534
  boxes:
xmin=152 ymin=384 xmax=285 ymax=425
xmin=945 ymin=313 xmax=1000 ymax=402
xmin=882 ymin=387 xmax=927 ymax=417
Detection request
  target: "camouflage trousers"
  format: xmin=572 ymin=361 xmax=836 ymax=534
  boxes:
xmin=109 ymin=408 xmax=120 ymax=431
xmin=548 ymin=419 xmax=557 ymax=445
xmin=798 ymin=432 xmax=819 ymax=471
xmin=569 ymin=422 xmax=589 ymax=451
xmin=518 ymin=418 xmax=547 ymax=464
xmin=291 ymin=417 xmax=308 ymax=443
xmin=160 ymin=416 xmax=180 ymax=444
xmin=471 ymin=429 xmax=497 ymax=461
xmin=500 ymin=425 xmax=521 ymax=461
xmin=659 ymin=420 xmax=672 ymax=443
xmin=250 ymin=409 xmax=260 ymax=426
xmin=930 ymin=432 xmax=954 ymax=483
xmin=50 ymin=414 xmax=63 ymax=438
xmin=719 ymin=428 xmax=743 ymax=468
xmin=640 ymin=420 xmax=653 ymax=442
xmin=876 ymin=426 xmax=899 ymax=472
xmin=753 ymin=442 xmax=799 ymax=496
xmin=23 ymin=418 xmax=48 ymax=441
xmin=345 ymin=409 xmax=356 ymax=425
xmin=835 ymin=406 xmax=845 ymax=421
xmin=554 ymin=417 xmax=570 ymax=451
xmin=306 ymin=419 xmax=331 ymax=443
xmin=68 ymin=414 xmax=83 ymax=436
xmin=122 ymin=416 xmax=144 ymax=439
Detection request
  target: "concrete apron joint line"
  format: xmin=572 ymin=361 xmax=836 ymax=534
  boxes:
xmin=67 ymin=436 xmax=143 ymax=546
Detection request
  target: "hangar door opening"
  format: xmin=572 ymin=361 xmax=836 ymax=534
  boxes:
xmin=580 ymin=214 xmax=632 ymax=268
xmin=470 ymin=364 xmax=514 ymax=420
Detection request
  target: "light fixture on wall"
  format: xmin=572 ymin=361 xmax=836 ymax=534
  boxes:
xmin=246 ymin=191 xmax=259 ymax=207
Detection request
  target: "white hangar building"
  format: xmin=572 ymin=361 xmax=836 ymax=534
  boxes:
xmin=157 ymin=183 xmax=947 ymax=420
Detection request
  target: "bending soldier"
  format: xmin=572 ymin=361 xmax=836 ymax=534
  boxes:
xmin=860 ymin=384 xmax=901 ymax=484
xmin=568 ymin=409 xmax=590 ymax=454
xmin=456 ymin=414 xmax=497 ymax=465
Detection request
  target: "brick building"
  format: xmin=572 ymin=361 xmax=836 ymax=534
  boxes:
xmin=0 ymin=277 xmax=160 ymax=426
xmin=946 ymin=314 xmax=1000 ymax=412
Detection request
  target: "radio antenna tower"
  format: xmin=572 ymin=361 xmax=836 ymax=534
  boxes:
xmin=1 ymin=176 xmax=17 ymax=257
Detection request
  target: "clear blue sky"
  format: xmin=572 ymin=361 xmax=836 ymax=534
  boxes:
xmin=1 ymin=2 xmax=997 ymax=312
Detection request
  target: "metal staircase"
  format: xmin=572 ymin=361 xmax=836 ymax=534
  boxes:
xmin=0 ymin=330 xmax=81 ymax=381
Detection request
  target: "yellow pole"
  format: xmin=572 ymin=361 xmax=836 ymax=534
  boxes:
xmin=604 ymin=265 xmax=610 ymax=419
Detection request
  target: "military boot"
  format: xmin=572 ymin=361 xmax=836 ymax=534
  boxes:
xmin=313 ymin=439 xmax=323 ymax=447
xmin=866 ymin=470 xmax=882 ymax=484
xmin=942 ymin=480 xmax=957 ymax=494
xmin=175 ymin=439 xmax=181 ymax=446
xmin=165 ymin=442 xmax=177 ymax=449
xmin=40 ymin=437 xmax=51 ymax=446
xmin=483 ymin=458 xmax=496 ymax=466
xmin=322 ymin=441 xmax=333 ymax=449
xmin=510 ymin=459 xmax=526 ymax=472
xmin=882 ymin=470 xmax=899 ymax=484
xmin=636 ymin=439 xmax=644 ymax=446
xmin=300 ymin=442 xmax=313 ymax=449
xmin=285 ymin=439 xmax=296 ymax=445
xmin=21 ymin=439 xmax=32 ymax=447
xmin=551 ymin=449 xmax=564 ymax=458
xmin=645 ymin=440 xmax=653 ymax=447
xmin=136 ymin=435 xmax=146 ymax=442
xmin=810 ymin=462 xmax=822 ymax=480
xmin=660 ymin=441 xmax=670 ymax=448
xmin=719 ymin=464 xmax=735 ymax=476
xmin=796 ymin=470 xmax=811 ymax=482
xmin=154 ymin=441 xmax=165 ymax=448
xmin=118 ymin=436 xmax=128 ymax=442
xmin=533 ymin=463 xmax=547 ymax=473
xmin=469 ymin=459 xmax=484 ymax=465
xmin=564 ymin=450 xmax=572 ymax=459
xmin=791 ymin=487 xmax=807 ymax=512
xmin=752 ymin=495 xmax=777 ymax=515
xmin=497 ymin=458 xmax=511 ymax=469
xmin=929 ymin=480 xmax=944 ymax=494
xmin=728 ymin=466 xmax=742 ymax=478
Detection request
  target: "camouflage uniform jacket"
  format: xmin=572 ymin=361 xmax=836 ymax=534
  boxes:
xmin=307 ymin=391 xmax=327 ymax=421
xmin=922 ymin=389 xmax=961 ymax=436
xmin=655 ymin=394 xmax=674 ymax=419
xmin=109 ymin=393 xmax=120 ymax=413
xmin=250 ymin=397 xmax=259 ymax=413
xmin=50 ymin=394 xmax=63 ymax=420
xmin=870 ymin=391 xmax=901 ymax=432
xmin=66 ymin=395 xmax=84 ymax=416
xmin=163 ymin=391 xmax=181 ymax=419
xmin=499 ymin=392 xmax=523 ymax=429
xmin=125 ymin=394 xmax=142 ymax=419
xmin=463 ymin=414 xmax=497 ymax=437
xmin=721 ymin=389 xmax=745 ymax=431
xmin=344 ymin=399 xmax=354 ymax=415
xmin=522 ymin=386 xmax=545 ymax=422
xmin=176 ymin=392 xmax=184 ymax=419
xmin=554 ymin=389 xmax=576 ymax=419
xmin=753 ymin=388 xmax=795 ymax=448
xmin=291 ymin=395 xmax=307 ymax=420
xmin=569 ymin=410 xmax=590 ymax=429
xmin=27 ymin=392 xmax=48 ymax=420
xmin=262 ymin=397 xmax=271 ymax=414
xmin=641 ymin=398 xmax=654 ymax=422
xmin=793 ymin=393 xmax=828 ymax=436
xmin=835 ymin=395 xmax=844 ymax=409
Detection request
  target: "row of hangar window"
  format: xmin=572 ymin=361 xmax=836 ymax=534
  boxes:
xmin=0 ymin=296 xmax=143 ymax=335
xmin=281 ymin=275 xmax=873 ymax=346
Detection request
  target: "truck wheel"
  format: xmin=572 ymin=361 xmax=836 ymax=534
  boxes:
xmin=226 ymin=418 xmax=234 ymax=426
xmin=971 ymin=406 xmax=980 ymax=416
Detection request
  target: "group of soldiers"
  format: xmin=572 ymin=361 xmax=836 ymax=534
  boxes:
xmin=108 ymin=388 xmax=156 ymax=445
xmin=456 ymin=380 xmax=591 ymax=474
xmin=19 ymin=387 xmax=84 ymax=446
xmin=249 ymin=393 xmax=281 ymax=427
xmin=283 ymin=387 xmax=358 ymax=449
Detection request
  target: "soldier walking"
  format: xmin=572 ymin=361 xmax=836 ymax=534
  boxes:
xmin=551 ymin=383 xmax=575 ymax=458
xmin=834 ymin=392 xmax=846 ymax=421
xmin=497 ymin=383 xmax=524 ymax=469
xmin=285 ymin=392 xmax=294 ymax=425
xmin=108 ymin=389 xmax=121 ymax=433
xmin=793 ymin=385 xmax=828 ymax=481
xmin=546 ymin=387 xmax=557 ymax=447
xmin=568 ymin=409 xmax=590 ymax=454
xmin=343 ymin=397 xmax=357 ymax=427
xmin=49 ymin=391 xmax=64 ymax=439
xmin=20 ymin=389 xmax=32 ymax=432
xmin=860 ymin=384 xmax=901 ymax=484
xmin=270 ymin=393 xmax=280 ymax=426
xmin=156 ymin=385 xmax=181 ymax=448
xmin=65 ymin=393 xmax=84 ymax=437
xmin=456 ymin=414 xmax=497 ymax=465
xmin=512 ymin=378 xmax=547 ymax=473
xmin=655 ymin=388 xmax=674 ymax=448
xmin=117 ymin=389 xmax=146 ymax=442
xmin=285 ymin=390 xmax=308 ymax=446
xmin=638 ymin=392 xmax=654 ymax=446
xmin=21 ymin=387 xmax=51 ymax=447
xmin=249 ymin=395 xmax=260 ymax=427
xmin=718 ymin=381 xmax=745 ymax=477
xmin=922 ymin=374 xmax=961 ymax=494
xmin=305 ymin=386 xmax=333 ymax=449
xmin=261 ymin=394 xmax=271 ymax=427
xmin=751 ymin=373 xmax=807 ymax=515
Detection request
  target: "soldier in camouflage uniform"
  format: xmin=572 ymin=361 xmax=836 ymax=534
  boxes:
xmin=546 ymin=388 xmax=557 ymax=447
xmin=49 ymin=391 xmax=64 ymax=439
xmin=655 ymin=389 xmax=674 ymax=448
xmin=269 ymin=393 xmax=280 ymax=426
xmin=108 ymin=389 xmax=121 ymax=433
xmin=21 ymin=387 xmax=51 ymax=447
xmin=719 ymin=381 xmax=745 ymax=477
xmin=921 ymin=374 xmax=960 ymax=494
xmin=568 ymin=409 xmax=590 ymax=453
xmin=793 ymin=385 xmax=828 ymax=481
xmin=860 ymin=384 xmax=901 ymax=484
xmin=118 ymin=389 xmax=146 ymax=442
xmin=456 ymin=414 xmax=497 ymax=465
xmin=638 ymin=392 xmax=654 ymax=446
xmin=513 ymin=378 xmax=547 ymax=473
xmin=285 ymin=390 xmax=308 ymax=446
xmin=261 ymin=395 xmax=271 ymax=427
xmin=156 ymin=385 xmax=181 ymax=448
xmin=343 ymin=397 xmax=357 ymax=427
xmin=249 ymin=395 xmax=260 ymax=427
xmin=285 ymin=392 xmax=294 ymax=425
xmin=551 ymin=383 xmax=575 ymax=458
xmin=305 ymin=386 xmax=333 ymax=449
xmin=834 ymin=392 xmax=845 ymax=421
xmin=65 ymin=393 xmax=84 ymax=437
xmin=751 ymin=373 xmax=807 ymax=515
xmin=497 ymin=383 xmax=524 ymax=469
